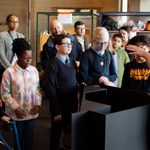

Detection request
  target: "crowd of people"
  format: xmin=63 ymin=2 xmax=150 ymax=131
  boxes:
xmin=0 ymin=14 xmax=150 ymax=150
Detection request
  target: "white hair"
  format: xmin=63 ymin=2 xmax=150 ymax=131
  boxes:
xmin=93 ymin=27 xmax=110 ymax=41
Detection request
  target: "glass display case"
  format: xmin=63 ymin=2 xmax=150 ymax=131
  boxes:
xmin=97 ymin=12 xmax=150 ymax=38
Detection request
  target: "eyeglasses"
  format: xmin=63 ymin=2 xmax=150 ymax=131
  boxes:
xmin=60 ymin=42 xmax=72 ymax=47
xmin=9 ymin=21 xmax=19 ymax=24
xmin=94 ymin=41 xmax=108 ymax=46
xmin=76 ymin=27 xmax=86 ymax=30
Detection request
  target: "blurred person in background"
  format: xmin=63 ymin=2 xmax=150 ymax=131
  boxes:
xmin=111 ymin=33 xmax=130 ymax=87
xmin=0 ymin=14 xmax=24 ymax=80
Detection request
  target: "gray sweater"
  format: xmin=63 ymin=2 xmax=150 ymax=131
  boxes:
xmin=0 ymin=31 xmax=24 ymax=68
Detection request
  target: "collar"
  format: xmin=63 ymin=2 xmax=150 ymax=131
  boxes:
xmin=56 ymin=54 xmax=69 ymax=64
xmin=14 ymin=63 xmax=30 ymax=72
xmin=92 ymin=47 xmax=105 ymax=55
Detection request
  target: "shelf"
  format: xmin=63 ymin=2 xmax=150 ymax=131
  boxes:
xmin=98 ymin=12 xmax=150 ymax=31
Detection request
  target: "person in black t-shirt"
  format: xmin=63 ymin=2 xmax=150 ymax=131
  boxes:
xmin=126 ymin=44 xmax=150 ymax=69
xmin=122 ymin=35 xmax=150 ymax=92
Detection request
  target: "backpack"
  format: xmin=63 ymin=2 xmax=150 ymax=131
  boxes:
xmin=98 ymin=15 xmax=118 ymax=30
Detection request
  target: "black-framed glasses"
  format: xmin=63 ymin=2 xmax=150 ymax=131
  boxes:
xmin=60 ymin=42 xmax=72 ymax=47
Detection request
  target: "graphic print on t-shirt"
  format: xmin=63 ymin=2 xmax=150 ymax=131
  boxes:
xmin=130 ymin=68 xmax=150 ymax=80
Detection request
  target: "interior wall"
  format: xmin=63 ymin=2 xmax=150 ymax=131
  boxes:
xmin=128 ymin=0 xmax=150 ymax=12
xmin=0 ymin=0 xmax=29 ymax=38
xmin=128 ymin=0 xmax=140 ymax=11
xmin=139 ymin=0 xmax=150 ymax=11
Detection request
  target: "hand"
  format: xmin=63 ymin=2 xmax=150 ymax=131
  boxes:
xmin=99 ymin=76 xmax=115 ymax=87
xmin=15 ymin=107 xmax=26 ymax=118
xmin=30 ymin=105 xmax=40 ymax=115
xmin=1 ymin=116 xmax=11 ymax=123
xmin=99 ymin=76 xmax=109 ymax=84
xmin=105 ymin=81 xmax=115 ymax=87
xmin=53 ymin=115 xmax=62 ymax=122
xmin=126 ymin=45 xmax=148 ymax=56
xmin=75 ymin=61 xmax=80 ymax=68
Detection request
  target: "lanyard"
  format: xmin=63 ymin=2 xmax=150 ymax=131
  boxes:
xmin=7 ymin=31 xmax=19 ymax=63
xmin=7 ymin=30 xmax=19 ymax=41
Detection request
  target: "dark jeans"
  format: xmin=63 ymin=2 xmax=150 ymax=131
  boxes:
xmin=14 ymin=119 xmax=36 ymax=150
xmin=50 ymin=114 xmax=71 ymax=150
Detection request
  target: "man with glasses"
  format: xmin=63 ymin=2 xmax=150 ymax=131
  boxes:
xmin=80 ymin=27 xmax=117 ymax=87
xmin=73 ymin=21 xmax=89 ymax=102
xmin=122 ymin=35 xmax=150 ymax=92
xmin=73 ymin=21 xmax=88 ymax=66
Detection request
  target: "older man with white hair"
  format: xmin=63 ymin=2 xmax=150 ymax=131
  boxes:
xmin=80 ymin=27 xmax=117 ymax=86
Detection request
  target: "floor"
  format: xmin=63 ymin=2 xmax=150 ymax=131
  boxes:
xmin=33 ymin=99 xmax=70 ymax=150
xmin=33 ymin=99 xmax=50 ymax=150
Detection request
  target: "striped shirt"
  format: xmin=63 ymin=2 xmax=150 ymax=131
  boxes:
xmin=1 ymin=63 xmax=42 ymax=121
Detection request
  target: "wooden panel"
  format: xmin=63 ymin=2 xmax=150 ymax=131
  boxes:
xmin=39 ymin=33 xmax=50 ymax=51
xmin=0 ymin=0 xmax=28 ymax=38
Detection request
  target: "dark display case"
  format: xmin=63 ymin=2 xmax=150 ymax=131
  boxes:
xmin=72 ymin=86 xmax=150 ymax=150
